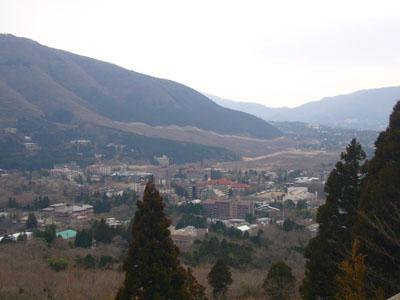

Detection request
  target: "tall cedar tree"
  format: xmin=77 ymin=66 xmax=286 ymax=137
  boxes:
xmin=301 ymin=139 xmax=366 ymax=300
xmin=207 ymin=259 xmax=233 ymax=300
xmin=263 ymin=261 xmax=296 ymax=300
xmin=116 ymin=183 xmax=206 ymax=300
xmin=26 ymin=212 xmax=38 ymax=229
xmin=353 ymin=101 xmax=400 ymax=297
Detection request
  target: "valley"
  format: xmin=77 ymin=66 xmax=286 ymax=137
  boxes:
xmin=0 ymin=33 xmax=399 ymax=300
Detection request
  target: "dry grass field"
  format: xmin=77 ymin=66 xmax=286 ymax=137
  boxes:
xmin=0 ymin=224 xmax=308 ymax=299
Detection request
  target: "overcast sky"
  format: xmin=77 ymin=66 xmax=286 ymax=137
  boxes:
xmin=1 ymin=0 xmax=400 ymax=107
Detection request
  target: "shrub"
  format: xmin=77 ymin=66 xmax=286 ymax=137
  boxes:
xmin=47 ymin=257 xmax=68 ymax=272
xmin=98 ymin=255 xmax=113 ymax=269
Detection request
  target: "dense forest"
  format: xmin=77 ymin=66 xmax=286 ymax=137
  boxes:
xmin=0 ymin=116 xmax=238 ymax=170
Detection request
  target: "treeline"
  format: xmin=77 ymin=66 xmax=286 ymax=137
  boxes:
xmin=183 ymin=237 xmax=254 ymax=267
xmin=0 ymin=116 xmax=238 ymax=170
xmin=47 ymin=254 xmax=115 ymax=272
xmin=176 ymin=214 xmax=207 ymax=229
xmin=75 ymin=218 xmax=131 ymax=247
xmin=8 ymin=196 xmax=50 ymax=210
xmin=209 ymin=221 xmax=263 ymax=245
xmin=171 ymin=203 xmax=207 ymax=229
xmin=301 ymin=102 xmax=400 ymax=299
xmin=77 ymin=190 xmax=138 ymax=214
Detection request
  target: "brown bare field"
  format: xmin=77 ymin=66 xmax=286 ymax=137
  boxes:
xmin=215 ymin=149 xmax=339 ymax=172
xmin=0 ymin=224 xmax=308 ymax=299
xmin=0 ymin=239 xmax=122 ymax=300
xmin=111 ymin=121 xmax=298 ymax=157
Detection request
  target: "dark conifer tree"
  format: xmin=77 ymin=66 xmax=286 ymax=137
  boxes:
xmin=353 ymin=101 xmax=400 ymax=297
xmin=26 ymin=212 xmax=38 ymax=229
xmin=263 ymin=261 xmax=296 ymax=300
xmin=300 ymin=139 xmax=366 ymax=300
xmin=185 ymin=268 xmax=208 ymax=300
xmin=116 ymin=183 xmax=206 ymax=300
xmin=74 ymin=229 xmax=92 ymax=248
xmin=207 ymin=259 xmax=233 ymax=300
xmin=92 ymin=218 xmax=113 ymax=243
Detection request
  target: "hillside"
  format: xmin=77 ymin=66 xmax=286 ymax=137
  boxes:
xmin=207 ymin=87 xmax=400 ymax=130
xmin=205 ymin=93 xmax=288 ymax=122
xmin=0 ymin=34 xmax=281 ymax=139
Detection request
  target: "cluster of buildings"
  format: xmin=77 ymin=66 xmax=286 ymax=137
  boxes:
xmin=202 ymin=178 xmax=250 ymax=197
xmin=0 ymin=157 xmax=326 ymax=249
xmin=0 ymin=231 xmax=33 ymax=242
xmin=154 ymin=155 xmax=170 ymax=167
xmin=169 ymin=226 xmax=208 ymax=249
xmin=202 ymin=198 xmax=254 ymax=219
xmin=49 ymin=162 xmax=83 ymax=179
xmin=283 ymin=187 xmax=317 ymax=205
xmin=42 ymin=203 xmax=93 ymax=220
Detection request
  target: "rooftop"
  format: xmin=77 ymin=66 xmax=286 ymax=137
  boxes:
xmin=56 ymin=229 xmax=77 ymax=239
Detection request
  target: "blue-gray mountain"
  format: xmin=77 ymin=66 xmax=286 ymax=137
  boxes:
xmin=207 ymin=87 xmax=400 ymax=131
xmin=0 ymin=34 xmax=281 ymax=139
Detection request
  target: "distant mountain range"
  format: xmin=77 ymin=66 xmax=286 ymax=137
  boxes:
xmin=1 ymin=34 xmax=394 ymax=169
xmin=0 ymin=34 xmax=285 ymax=168
xmin=0 ymin=34 xmax=281 ymax=140
xmin=207 ymin=86 xmax=400 ymax=131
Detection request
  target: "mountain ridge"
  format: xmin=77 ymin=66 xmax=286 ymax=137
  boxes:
xmin=0 ymin=34 xmax=281 ymax=139
xmin=207 ymin=86 xmax=400 ymax=130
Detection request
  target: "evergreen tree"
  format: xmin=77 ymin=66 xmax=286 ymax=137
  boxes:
xmin=74 ymin=229 xmax=92 ymax=248
xmin=185 ymin=268 xmax=208 ymax=300
xmin=82 ymin=254 xmax=96 ymax=269
xmin=7 ymin=197 xmax=19 ymax=208
xmin=116 ymin=183 xmax=205 ymax=300
xmin=353 ymin=101 xmax=400 ymax=297
xmin=26 ymin=212 xmax=38 ymax=229
xmin=207 ymin=259 xmax=233 ymax=300
xmin=263 ymin=261 xmax=296 ymax=300
xmin=92 ymin=218 xmax=113 ymax=243
xmin=34 ymin=224 xmax=56 ymax=244
xmin=301 ymin=139 xmax=366 ymax=300
xmin=98 ymin=255 xmax=113 ymax=269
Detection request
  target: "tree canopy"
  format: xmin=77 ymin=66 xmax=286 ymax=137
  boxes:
xmin=353 ymin=101 xmax=400 ymax=297
xmin=263 ymin=261 xmax=296 ymax=300
xmin=26 ymin=212 xmax=38 ymax=229
xmin=116 ymin=183 xmax=206 ymax=300
xmin=207 ymin=259 xmax=233 ymax=300
xmin=301 ymin=139 xmax=366 ymax=299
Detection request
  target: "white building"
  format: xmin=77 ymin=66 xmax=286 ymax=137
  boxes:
xmin=154 ymin=155 xmax=170 ymax=167
xmin=283 ymin=187 xmax=316 ymax=204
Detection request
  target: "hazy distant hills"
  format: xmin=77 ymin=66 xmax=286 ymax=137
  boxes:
xmin=0 ymin=34 xmax=281 ymax=139
xmin=207 ymin=87 xmax=400 ymax=131
xmin=205 ymin=93 xmax=289 ymax=122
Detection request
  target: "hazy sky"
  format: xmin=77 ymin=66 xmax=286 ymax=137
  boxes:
xmin=1 ymin=0 xmax=400 ymax=107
